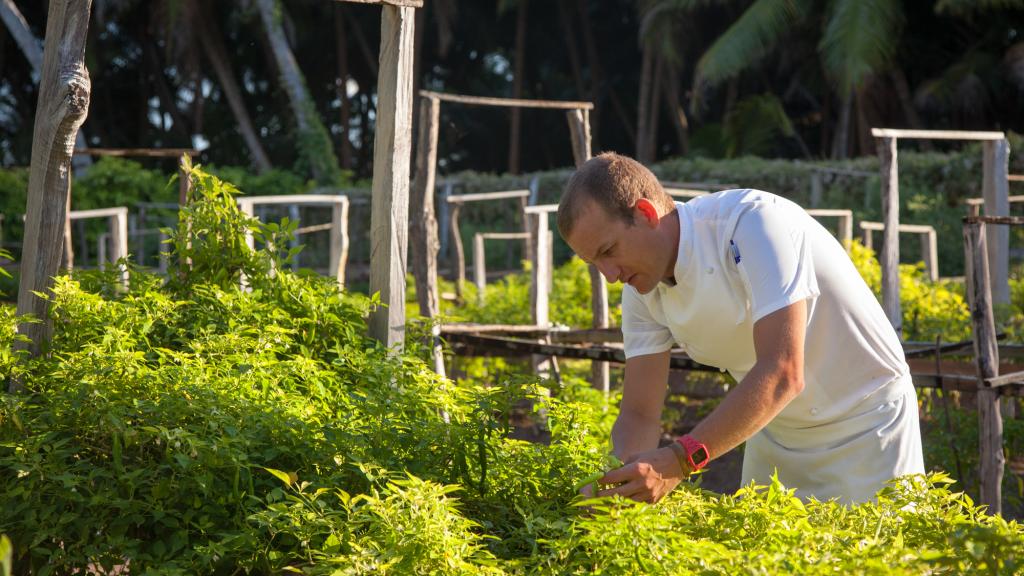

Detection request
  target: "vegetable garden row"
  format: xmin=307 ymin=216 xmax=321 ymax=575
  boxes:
xmin=1 ymin=167 xmax=1022 ymax=574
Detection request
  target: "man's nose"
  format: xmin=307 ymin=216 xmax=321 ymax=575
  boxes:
xmin=596 ymin=261 xmax=620 ymax=283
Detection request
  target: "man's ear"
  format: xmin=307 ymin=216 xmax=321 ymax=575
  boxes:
xmin=634 ymin=198 xmax=659 ymax=227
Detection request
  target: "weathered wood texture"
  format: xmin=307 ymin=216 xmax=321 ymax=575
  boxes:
xmin=963 ymin=220 xmax=1004 ymax=515
xmin=878 ymin=136 xmax=902 ymax=336
xmin=368 ymin=5 xmax=415 ymax=348
xmin=419 ymin=90 xmax=593 ymax=110
xmin=870 ymin=128 xmax=1005 ymax=140
xmin=410 ymin=96 xmax=441 ymax=318
xmin=14 ymin=0 xmax=93 ymax=375
xmin=982 ymin=139 xmax=1011 ymax=304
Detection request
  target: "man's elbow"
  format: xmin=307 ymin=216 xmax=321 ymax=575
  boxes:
xmin=774 ymin=364 xmax=805 ymax=403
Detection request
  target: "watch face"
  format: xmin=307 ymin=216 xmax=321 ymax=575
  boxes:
xmin=693 ymin=446 xmax=710 ymax=468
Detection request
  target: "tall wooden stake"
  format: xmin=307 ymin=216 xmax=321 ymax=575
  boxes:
xmin=368 ymin=4 xmax=415 ymax=349
xmin=13 ymin=0 xmax=92 ymax=380
xmin=878 ymin=136 xmax=901 ymax=337
xmin=567 ymin=109 xmax=609 ymax=399
xmin=410 ymin=95 xmax=441 ymax=320
xmin=964 ymin=220 xmax=1004 ymax=515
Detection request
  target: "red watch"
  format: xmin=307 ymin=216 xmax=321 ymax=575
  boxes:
xmin=674 ymin=435 xmax=710 ymax=471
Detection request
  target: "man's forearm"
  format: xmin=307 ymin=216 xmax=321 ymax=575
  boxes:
xmin=689 ymin=362 xmax=803 ymax=461
xmin=611 ymin=409 xmax=663 ymax=463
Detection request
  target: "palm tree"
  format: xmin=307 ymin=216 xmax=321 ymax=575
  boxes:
xmin=657 ymin=0 xmax=902 ymax=159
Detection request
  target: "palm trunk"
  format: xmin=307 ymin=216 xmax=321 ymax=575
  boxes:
xmin=636 ymin=45 xmax=654 ymax=162
xmin=662 ymin=61 xmax=689 ymax=155
xmin=508 ymin=0 xmax=528 ymax=174
xmin=831 ymin=89 xmax=852 ymax=160
xmin=890 ymin=67 xmax=932 ymax=151
xmin=191 ymin=0 xmax=271 ymax=172
xmin=334 ymin=5 xmax=353 ymax=170
xmin=255 ymin=0 xmax=339 ymax=184
xmin=576 ymin=0 xmax=601 ymax=147
xmin=558 ymin=0 xmax=586 ymax=99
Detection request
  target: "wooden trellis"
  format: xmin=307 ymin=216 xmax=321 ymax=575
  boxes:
xmin=873 ymin=128 xmax=1011 ymax=337
xmin=67 ymin=206 xmax=129 ymax=285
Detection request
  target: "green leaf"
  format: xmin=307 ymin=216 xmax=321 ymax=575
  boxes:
xmin=263 ymin=467 xmax=295 ymax=487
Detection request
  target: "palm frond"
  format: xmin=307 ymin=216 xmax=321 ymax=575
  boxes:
xmin=723 ymin=93 xmax=795 ymax=157
xmin=692 ymin=0 xmax=813 ymax=90
xmin=819 ymin=0 xmax=902 ymax=95
xmin=935 ymin=0 xmax=1024 ymax=16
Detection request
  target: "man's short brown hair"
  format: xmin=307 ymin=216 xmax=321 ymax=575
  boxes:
xmin=557 ymin=152 xmax=674 ymax=240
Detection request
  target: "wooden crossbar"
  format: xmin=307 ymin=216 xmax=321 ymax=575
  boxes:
xmin=336 ymin=0 xmax=423 ymax=7
xmin=74 ymin=148 xmax=199 ymax=158
xmin=446 ymin=189 xmax=530 ymax=203
xmin=665 ymin=188 xmax=708 ymax=198
xmin=420 ymin=90 xmax=594 ymax=110
xmin=523 ymin=204 xmax=559 ymax=215
xmin=870 ymin=128 xmax=1005 ymax=140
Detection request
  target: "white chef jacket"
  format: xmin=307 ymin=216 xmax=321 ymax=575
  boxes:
xmin=621 ymin=190 xmax=925 ymax=504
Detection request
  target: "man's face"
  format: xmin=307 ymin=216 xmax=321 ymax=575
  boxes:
xmin=565 ymin=199 xmax=669 ymax=295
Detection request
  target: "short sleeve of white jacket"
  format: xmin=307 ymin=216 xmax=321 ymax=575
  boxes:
xmin=732 ymin=201 xmax=820 ymax=323
xmin=621 ymin=286 xmax=675 ymax=359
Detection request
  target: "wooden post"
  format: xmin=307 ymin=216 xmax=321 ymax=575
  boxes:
xmin=110 ymin=207 xmax=129 ymax=287
xmin=810 ymin=171 xmax=823 ymax=208
xmin=329 ymin=197 xmax=349 ymax=287
xmin=982 ymin=139 xmax=1010 ymax=304
xmin=566 ymin=108 xmax=609 ymax=397
xmin=879 ymin=136 xmax=902 ymax=337
xmin=450 ymin=202 xmax=465 ymax=301
xmin=368 ymin=4 xmax=415 ymax=349
xmin=473 ymin=232 xmax=486 ymax=300
xmin=13 ymin=0 xmax=92 ymax=373
xmin=963 ymin=220 xmax=1004 ymax=515
xmin=839 ymin=212 xmax=853 ymax=249
xmin=922 ymin=228 xmax=938 ymax=282
xmin=530 ymin=211 xmax=550 ymax=327
xmin=409 ymin=95 xmax=441 ymax=317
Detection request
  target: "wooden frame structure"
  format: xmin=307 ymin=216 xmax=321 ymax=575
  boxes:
xmin=408 ymin=91 xmax=606 ymax=389
xmin=68 ymin=206 xmax=129 ymax=285
xmin=962 ymin=214 xmax=1024 ymax=516
xmin=472 ymin=231 xmax=536 ymax=300
xmin=872 ymin=128 xmax=1010 ymax=336
xmin=445 ymin=189 xmax=531 ymax=301
xmin=237 ymin=195 xmax=350 ymax=286
xmin=860 ymin=220 xmax=939 ymax=281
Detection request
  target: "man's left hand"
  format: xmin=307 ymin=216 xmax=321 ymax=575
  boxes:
xmin=597 ymin=445 xmax=688 ymax=503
